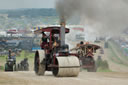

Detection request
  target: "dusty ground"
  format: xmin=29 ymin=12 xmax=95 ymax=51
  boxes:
xmin=0 ymin=71 xmax=128 ymax=85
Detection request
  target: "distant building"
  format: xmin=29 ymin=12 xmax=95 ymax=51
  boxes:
xmin=0 ymin=31 xmax=7 ymax=37
xmin=0 ymin=14 xmax=8 ymax=19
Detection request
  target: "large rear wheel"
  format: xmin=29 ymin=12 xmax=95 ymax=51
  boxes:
xmin=83 ymin=56 xmax=97 ymax=72
xmin=34 ymin=50 xmax=45 ymax=75
xmin=5 ymin=63 xmax=8 ymax=71
xmin=87 ymin=61 xmax=97 ymax=72
xmin=5 ymin=63 xmax=13 ymax=71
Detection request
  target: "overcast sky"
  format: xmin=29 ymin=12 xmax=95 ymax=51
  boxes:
xmin=0 ymin=0 xmax=56 ymax=9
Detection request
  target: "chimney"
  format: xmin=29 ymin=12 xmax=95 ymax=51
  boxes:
xmin=60 ymin=16 xmax=66 ymax=46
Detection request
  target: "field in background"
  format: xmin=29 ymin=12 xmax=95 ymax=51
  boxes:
xmin=108 ymin=41 xmax=128 ymax=66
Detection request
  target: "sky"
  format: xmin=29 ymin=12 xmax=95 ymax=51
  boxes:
xmin=0 ymin=0 xmax=56 ymax=9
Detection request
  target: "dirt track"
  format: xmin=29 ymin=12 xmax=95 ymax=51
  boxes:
xmin=0 ymin=71 xmax=128 ymax=85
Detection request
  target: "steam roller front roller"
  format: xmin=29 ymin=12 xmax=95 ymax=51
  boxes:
xmin=52 ymin=56 xmax=80 ymax=77
xmin=34 ymin=50 xmax=45 ymax=76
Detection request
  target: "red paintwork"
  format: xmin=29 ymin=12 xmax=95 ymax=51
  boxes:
xmin=82 ymin=65 xmax=94 ymax=68
xmin=72 ymin=28 xmax=84 ymax=32
xmin=35 ymin=26 xmax=71 ymax=66
xmin=34 ymin=26 xmax=70 ymax=34
xmin=35 ymin=26 xmax=70 ymax=50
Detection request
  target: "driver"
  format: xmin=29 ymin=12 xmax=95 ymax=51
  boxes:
xmin=8 ymin=49 xmax=11 ymax=59
xmin=40 ymin=32 xmax=48 ymax=49
xmin=11 ymin=52 xmax=16 ymax=63
xmin=8 ymin=49 xmax=16 ymax=63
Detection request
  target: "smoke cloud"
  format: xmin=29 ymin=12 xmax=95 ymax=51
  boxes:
xmin=56 ymin=0 xmax=128 ymax=38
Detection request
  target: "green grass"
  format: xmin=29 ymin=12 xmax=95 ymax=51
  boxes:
xmin=0 ymin=56 xmax=6 ymax=71
xmin=16 ymin=50 xmax=35 ymax=63
xmin=17 ymin=50 xmax=34 ymax=58
xmin=0 ymin=66 xmax=4 ymax=71
xmin=110 ymin=41 xmax=128 ymax=61
xmin=97 ymin=68 xmax=113 ymax=72
xmin=0 ymin=56 xmax=6 ymax=64
xmin=82 ymin=68 xmax=112 ymax=72
xmin=109 ymin=45 xmax=123 ymax=64
xmin=108 ymin=41 xmax=128 ymax=67
xmin=96 ymin=58 xmax=111 ymax=72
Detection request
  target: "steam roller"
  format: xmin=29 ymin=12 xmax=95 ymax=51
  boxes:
xmin=34 ymin=21 xmax=80 ymax=77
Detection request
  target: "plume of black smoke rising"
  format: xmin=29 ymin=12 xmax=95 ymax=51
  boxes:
xmin=56 ymin=0 xmax=128 ymax=37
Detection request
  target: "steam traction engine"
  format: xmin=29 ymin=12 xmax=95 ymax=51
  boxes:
xmin=34 ymin=24 xmax=80 ymax=77
xmin=71 ymin=42 xmax=100 ymax=72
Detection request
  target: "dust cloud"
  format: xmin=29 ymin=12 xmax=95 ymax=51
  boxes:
xmin=56 ymin=0 xmax=128 ymax=38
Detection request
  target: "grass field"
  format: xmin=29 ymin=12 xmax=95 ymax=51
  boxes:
xmin=108 ymin=41 xmax=128 ymax=66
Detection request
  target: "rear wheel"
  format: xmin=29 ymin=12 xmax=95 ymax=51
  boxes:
xmin=34 ymin=51 xmax=45 ymax=75
xmin=24 ymin=63 xmax=29 ymax=71
xmin=83 ymin=56 xmax=97 ymax=72
xmin=5 ymin=63 xmax=13 ymax=71
xmin=5 ymin=63 xmax=8 ymax=71
xmin=87 ymin=62 xmax=97 ymax=72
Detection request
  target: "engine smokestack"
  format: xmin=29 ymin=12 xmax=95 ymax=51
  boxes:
xmin=60 ymin=16 xmax=66 ymax=46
